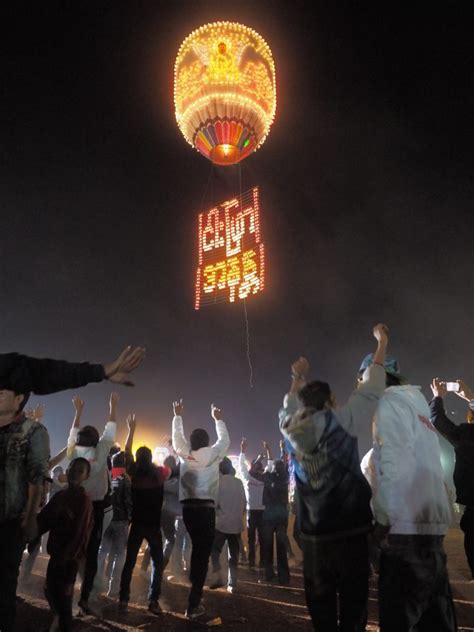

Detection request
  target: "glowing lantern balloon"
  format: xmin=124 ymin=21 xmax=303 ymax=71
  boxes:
xmin=174 ymin=21 xmax=276 ymax=166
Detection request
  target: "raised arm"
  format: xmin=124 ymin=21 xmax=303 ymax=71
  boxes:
xmin=67 ymin=395 xmax=84 ymax=459
xmin=49 ymin=447 xmax=67 ymax=469
xmin=124 ymin=413 xmax=137 ymax=457
xmin=209 ymin=404 xmax=230 ymax=457
xmin=172 ymin=399 xmax=190 ymax=456
xmin=430 ymin=378 xmax=464 ymax=446
xmin=95 ymin=392 xmax=119 ymax=462
xmin=239 ymin=438 xmax=250 ymax=481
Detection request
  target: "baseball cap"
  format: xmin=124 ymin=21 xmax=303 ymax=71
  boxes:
xmin=358 ymin=353 xmax=406 ymax=382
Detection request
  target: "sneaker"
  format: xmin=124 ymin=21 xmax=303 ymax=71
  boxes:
xmin=185 ymin=604 xmax=206 ymax=620
xmin=148 ymin=600 xmax=163 ymax=615
xmin=118 ymin=601 xmax=128 ymax=613
xmin=227 ymin=585 xmax=236 ymax=594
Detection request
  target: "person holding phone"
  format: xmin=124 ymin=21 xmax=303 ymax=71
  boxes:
xmin=430 ymin=378 xmax=474 ymax=581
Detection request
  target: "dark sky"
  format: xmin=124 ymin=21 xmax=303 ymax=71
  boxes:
xmin=2 ymin=1 xmax=473 ymax=462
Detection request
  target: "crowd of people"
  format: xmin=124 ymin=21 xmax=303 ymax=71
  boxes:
xmin=0 ymin=328 xmax=473 ymax=631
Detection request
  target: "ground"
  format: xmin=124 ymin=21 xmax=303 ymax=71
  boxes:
xmin=15 ymin=529 xmax=474 ymax=631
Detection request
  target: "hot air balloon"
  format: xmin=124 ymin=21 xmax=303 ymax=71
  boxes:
xmin=174 ymin=21 xmax=276 ymax=166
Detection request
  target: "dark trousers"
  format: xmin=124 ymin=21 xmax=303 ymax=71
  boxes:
xmin=460 ymin=505 xmax=474 ymax=578
xmin=183 ymin=505 xmax=215 ymax=609
xmin=211 ymin=531 xmax=240 ymax=587
xmin=0 ymin=519 xmax=25 ymax=632
xmin=379 ymin=535 xmax=457 ymax=632
xmin=247 ymin=510 xmax=264 ymax=567
xmin=162 ymin=511 xmax=177 ymax=570
xmin=80 ymin=500 xmax=104 ymax=601
xmin=45 ymin=557 xmax=79 ymax=632
xmin=302 ymin=533 xmax=369 ymax=632
xmin=262 ymin=515 xmax=290 ymax=583
xmin=120 ymin=522 xmax=163 ymax=602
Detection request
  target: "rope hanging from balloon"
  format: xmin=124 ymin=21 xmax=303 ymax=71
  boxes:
xmin=239 ymin=162 xmax=254 ymax=389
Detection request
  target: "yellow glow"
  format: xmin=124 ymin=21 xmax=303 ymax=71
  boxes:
xmin=174 ymin=21 xmax=276 ymax=163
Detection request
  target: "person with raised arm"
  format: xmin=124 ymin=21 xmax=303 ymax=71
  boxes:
xmin=239 ymin=438 xmax=265 ymax=569
xmin=0 ymin=345 xmax=144 ymax=631
xmin=430 ymin=377 xmax=474 ymax=581
xmin=172 ymin=399 xmax=230 ymax=620
xmin=67 ymin=392 xmax=119 ymax=614
xmin=118 ymin=414 xmax=170 ymax=615
xmin=279 ymin=324 xmax=388 ymax=631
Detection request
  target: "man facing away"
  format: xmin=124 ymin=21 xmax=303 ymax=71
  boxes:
xmin=210 ymin=456 xmax=246 ymax=593
xmin=367 ymin=356 xmax=456 ymax=631
xmin=172 ymin=399 xmax=230 ymax=620
xmin=239 ymin=438 xmax=265 ymax=569
xmin=279 ymin=324 xmax=388 ymax=631
xmin=0 ymin=345 xmax=144 ymax=632
xmin=430 ymin=378 xmax=474 ymax=581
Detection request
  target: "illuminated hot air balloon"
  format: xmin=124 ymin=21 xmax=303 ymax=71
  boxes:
xmin=174 ymin=21 xmax=276 ymax=166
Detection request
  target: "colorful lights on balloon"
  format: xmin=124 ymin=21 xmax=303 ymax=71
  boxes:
xmin=195 ymin=187 xmax=265 ymax=309
xmin=174 ymin=22 xmax=276 ymax=166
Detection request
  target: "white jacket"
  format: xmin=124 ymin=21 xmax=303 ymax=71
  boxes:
xmin=172 ymin=415 xmax=230 ymax=503
xmin=372 ymin=385 xmax=451 ymax=535
xmin=238 ymin=453 xmax=265 ymax=511
xmin=216 ymin=474 xmax=247 ymax=533
xmin=67 ymin=421 xmax=116 ymax=502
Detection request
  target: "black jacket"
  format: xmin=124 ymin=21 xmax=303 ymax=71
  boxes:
xmin=430 ymin=397 xmax=474 ymax=506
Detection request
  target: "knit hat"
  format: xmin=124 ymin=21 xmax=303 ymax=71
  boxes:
xmin=358 ymin=353 xmax=406 ymax=382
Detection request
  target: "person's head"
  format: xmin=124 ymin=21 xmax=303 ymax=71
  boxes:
xmin=109 ymin=444 xmax=121 ymax=457
xmin=274 ymin=459 xmax=286 ymax=477
xmin=190 ymin=428 xmax=210 ymax=451
xmin=136 ymin=446 xmax=153 ymax=468
xmin=0 ymin=389 xmax=30 ymax=417
xmin=112 ymin=450 xmax=128 ymax=468
xmin=250 ymin=459 xmax=264 ymax=476
xmin=77 ymin=425 xmax=100 ymax=448
xmin=219 ymin=456 xmax=234 ymax=476
xmin=298 ymin=380 xmax=334 ymax=411
xmin=357 ymin=353 xmax=404 ymax=387
xmin=67 ymin=457 xmax=91 ymax=486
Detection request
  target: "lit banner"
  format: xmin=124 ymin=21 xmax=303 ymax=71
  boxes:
xmin=195 ymin=187 xmax=265 ymax=309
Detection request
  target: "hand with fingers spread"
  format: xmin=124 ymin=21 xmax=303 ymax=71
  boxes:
xmin=431 ymin=378 xmax=447 ymax=399
xmin=104 ymin=346 xmax=146 ymax=386
xmin=126 ymin=413 xmax=137 ymax=431
xmin=173 ymin=399 xmax=184 ymax=416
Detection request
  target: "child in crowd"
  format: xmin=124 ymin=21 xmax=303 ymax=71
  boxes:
xmin=37 ymin=458 xmax=93 ymax=632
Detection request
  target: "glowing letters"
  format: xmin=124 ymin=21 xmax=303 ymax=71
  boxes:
xmin=195 ymin=187 xmax=265 ymax=309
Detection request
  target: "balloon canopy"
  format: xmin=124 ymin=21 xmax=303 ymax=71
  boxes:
xmin=174 ymin=21 xmax=276 ymax=166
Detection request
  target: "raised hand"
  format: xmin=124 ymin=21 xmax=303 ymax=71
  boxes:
xmin=240 ymin=437 xmax=247 ymax=453
xmin=373 ymin=323 xmax=389 ymax=343
xmin=455 ymin=379 xmax=474 ymax=402
xmin=126 ymin=413 xmax=137 ymax=431
xmin=105 ymin=346 xmax=146 ymax=387
xmin=72 ymin=395 xmax=84 ymax=414
xmin=173 ymin=399 xmax=184 ymax=416
xmin=431 ymin=378 xmax=447 ymax=399
xmin=291 ymin=357 xmax=310 ymax=379
xmin=211 ymin=404 xmax=223 ymax=421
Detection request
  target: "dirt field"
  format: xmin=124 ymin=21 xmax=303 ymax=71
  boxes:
xmin=15 ymin=528 xmax=474 ymax=631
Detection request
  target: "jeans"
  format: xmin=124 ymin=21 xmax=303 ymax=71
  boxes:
xmin=97 ymin=520 xmax=129 ymax=594
xmin=211 ymin=530 xmax=240 ymax=588
xmin=262 ymin=512 xmax=290 ymax=583
xmin=247 ymin=509 xmax=264 ymax=567
xmin=45 ymin=557 xmax=78 ymax=632
xmin=379 ymin=534 xmax=457 ymax=632
xmin=0 ymin=519 xmax=25 ymax=632
xmin=80 ymin=500 xmax=104 ymax=601
xmin=183 ymin=505 xmax=215 ymax=609
xmin=119 ymin=522 xmax=163 ymax=602
xmin=302 ymin=533 xmax=369 ymax=632
xmin=460 ymin=505 xmax=474 ymax=578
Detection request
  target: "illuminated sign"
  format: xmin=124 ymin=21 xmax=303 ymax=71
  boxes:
xmin=195 ymin=187 xmax=265 ymax=309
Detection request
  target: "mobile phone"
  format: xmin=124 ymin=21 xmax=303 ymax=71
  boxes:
xmin=446 ymin=382 xmax=459 ymax=392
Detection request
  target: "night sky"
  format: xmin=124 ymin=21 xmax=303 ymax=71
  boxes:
xmin=3 ymin=2 xmax=473 ymax=465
